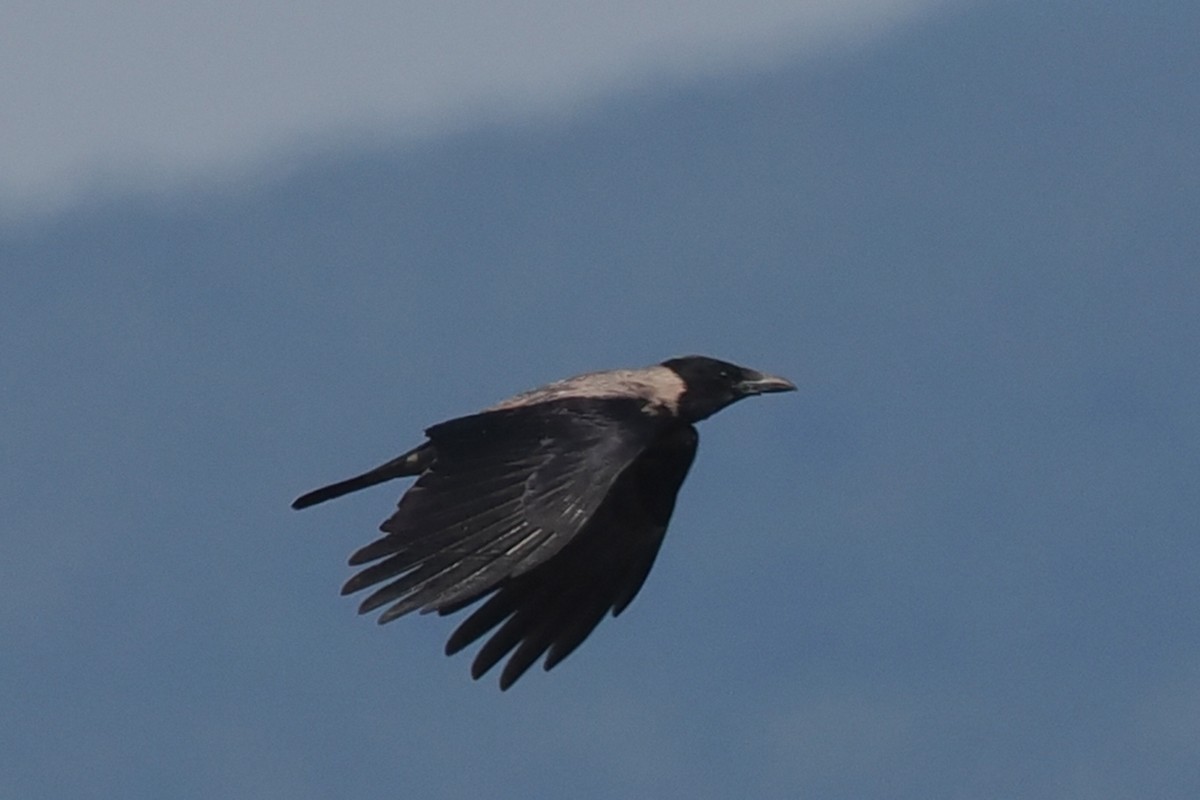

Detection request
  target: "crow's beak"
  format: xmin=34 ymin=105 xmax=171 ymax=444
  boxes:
xmin=736 ymin=369 xmax=797 ymax=396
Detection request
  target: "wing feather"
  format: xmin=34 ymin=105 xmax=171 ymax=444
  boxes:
xmin=338 ymin=399 xmax=698 ymax=687
xmin=452 ymin=425 xmax=699 ymax=687
xmin=343 ymin=399 xmax=663 ymax=628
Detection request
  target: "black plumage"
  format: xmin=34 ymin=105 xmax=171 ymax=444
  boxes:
xmin=293 ymin=355 xmax=795 ymax=689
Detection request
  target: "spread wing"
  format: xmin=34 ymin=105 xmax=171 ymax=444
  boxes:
xmin=341 ymin=398 xmax=670 ymax=632
xmin=446 ymin=424 xmax=698 ymax=689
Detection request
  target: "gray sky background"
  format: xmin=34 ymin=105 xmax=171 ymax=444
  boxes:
xmin=3 ymin=2 xmax=1199 ymax=798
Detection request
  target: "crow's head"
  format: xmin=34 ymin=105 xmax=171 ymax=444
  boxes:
xmin=662 ymin=355 xmax=795 ymax=422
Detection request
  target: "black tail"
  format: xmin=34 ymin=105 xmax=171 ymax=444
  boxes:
xmin=292 ymin=444 xmax=433 ymax=510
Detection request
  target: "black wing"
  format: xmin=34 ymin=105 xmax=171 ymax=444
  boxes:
xmin=342 ymin=399 xmax=693 ymax=684
xmin=446 ymin=424 xmax=698 ymax=688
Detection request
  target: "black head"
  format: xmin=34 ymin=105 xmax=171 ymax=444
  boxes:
xmin=661 ymin=355 xmax=796 ymax=422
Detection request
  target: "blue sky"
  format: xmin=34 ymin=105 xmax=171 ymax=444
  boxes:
xmin=3 ymin=2 xmax=1198 ymax=798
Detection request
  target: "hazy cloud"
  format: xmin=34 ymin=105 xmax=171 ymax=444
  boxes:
xmin=3 ymin=0 xmax=951 ymax=217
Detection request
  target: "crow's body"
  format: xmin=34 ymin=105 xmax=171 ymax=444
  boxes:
xmin=294 ymin=356 xmax=794 ymax=688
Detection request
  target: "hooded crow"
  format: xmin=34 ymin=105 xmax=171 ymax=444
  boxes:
xmin=293 ymin=355 xmax=795 ymax=689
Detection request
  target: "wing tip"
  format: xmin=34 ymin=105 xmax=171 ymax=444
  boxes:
xmin=291 ymin=491 xmax=320 ymax=510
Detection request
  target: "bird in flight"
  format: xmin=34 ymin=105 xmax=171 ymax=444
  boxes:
xmin=293 ymin=355 xmax=795 ymax=689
